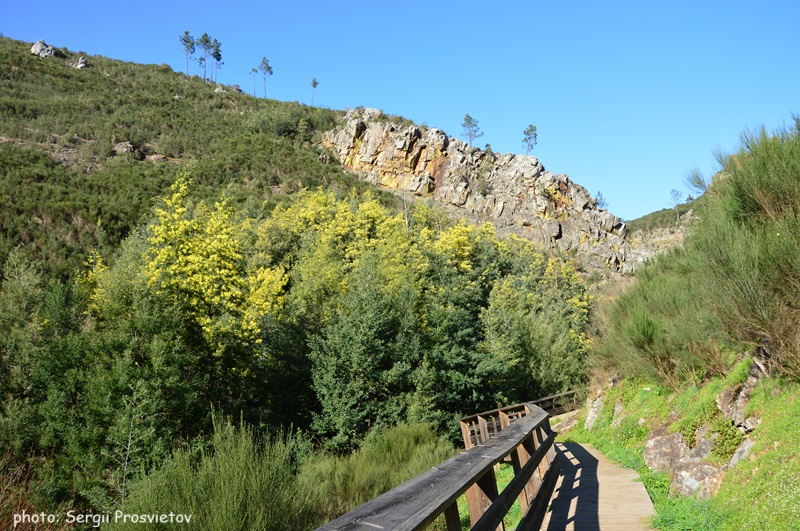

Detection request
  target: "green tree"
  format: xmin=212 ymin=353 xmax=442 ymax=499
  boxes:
xmin=671 ymin=189 xmax=683 ymax=221
xmin=523 ymin=124 xmax=538 ymax=155
xmin=179 ymin=31 xmax=195 ymax=76
xmin=461 ymin=114 xmax=484 ymax=148
xmin=311 ymin=77 xmax=319 ymax=106
xmin=596 ymin=190 xmax=608 ymax=209
xmin=196 ymin=32 xmax=213 ymax=81
xmin=211 ymin=39 xmax=222 ymax=82
xmin=258 ymin=57 xmax=273 ymax=98
xmin=250 ymin=68 xmax=258 ymax=97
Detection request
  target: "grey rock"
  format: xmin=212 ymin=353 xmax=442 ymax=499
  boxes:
xmin=323 ymin=108 xmax=645 ymax=272
xmin=31 ymin=40 xmax=55 ymax=58
xmin=687 ymin=426 xmax=716 ymax=462
xmin=71 ymin=56 xmax=88 ymax=69
xmin=584 ymin=392 xmax=604 ymax=431
xmin=113 ymin=141 xmax=135 ymax=155
xmin=728 ymin=438 xmax=755 ymax=467
xmin=671 ymin=462 xmax=724 ymax=499
xmin=214 ymin=86 xmax=226 ymax=93
xmin=716 ymin=359 xmax=764 ymax=428
xmin=742 ymin=416 xmax=760 ymax=432
xmin=644 ymin=428 xmax=688 ymax=473
xmin=611 ymin=399 xmax=625 ymax=428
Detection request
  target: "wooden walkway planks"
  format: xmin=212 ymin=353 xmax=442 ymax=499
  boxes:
xmin=542 ymin=443 xmax=655 ymax=530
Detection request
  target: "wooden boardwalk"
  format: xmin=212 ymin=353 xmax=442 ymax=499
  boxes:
xmin=541 ymin=443 xmax=654 ymax=530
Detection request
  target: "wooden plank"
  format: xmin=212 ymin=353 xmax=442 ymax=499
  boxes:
xmin=471 ymin=430 xmax=555 ymax=531
xmin=517 ymin=454 xmax=561 ymax=531
xmin=460 ymin=420 xmax=473 ymax=450
xmin=316 ymin=409 xmax=549 ymax=531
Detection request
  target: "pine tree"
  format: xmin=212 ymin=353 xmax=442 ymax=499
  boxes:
xmin=211 ymin=39 xmax=222 ymax=82
xmin=258 ymin=57 xmax=273 ymax=98
xmin=196 ymin=33 xmax=213 ymax=81
xmin=179 ymin=31 xmax=195 ymax=76
xmin=461 ymin=114 xmax=484 ymax=148
xmin=522 ymin=124 xmax=538 ymax=155
xmin=311 ymin=77 xmax=319 ymax=106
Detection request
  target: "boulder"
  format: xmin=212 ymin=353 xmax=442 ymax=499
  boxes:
xmin=644 ymin=428 xmax=688 ymax=473
xmin=728 ymin=438 xmax=755 ymax=467
xmin=584 ymin=391 xmax=604 ymax=431
xmin=113 ymin=141 xmax=135 ymax=155
xmin=31 ymin=40 xmax=55 ymax=58
xmin=70 ymin=55 xmax=88 ymax=69
xmin=671 ymin=462 xmax=724 ymax=499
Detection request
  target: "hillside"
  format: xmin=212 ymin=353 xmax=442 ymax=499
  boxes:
xmin=5 ymin=34 xmax=797 ymax=531
xmin=0 ymin=36 xmax=382 ymax=280
xmin=0 ymin=36 xmax=598 ymax=528
xmin=1 ymin=36 xmax=653 ymax=282
xmin=574 ymin=117 xmax=800 ymax=528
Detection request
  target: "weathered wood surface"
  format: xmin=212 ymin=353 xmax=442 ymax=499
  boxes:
xmin=317 ymin=409 xmax=550 ymax=531
xmin=461 ymin=391 xmax=586 ymax=449
xmin=542 ymin=443 xmax=655 ymax=530
xmin=471 ymin=432 xmax=558 ymax=531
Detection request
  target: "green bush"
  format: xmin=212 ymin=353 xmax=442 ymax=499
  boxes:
xmin=112 ymin=416 xmax=316 ymax=531
xmin=298 ymin=423 xmax=455 ymax=523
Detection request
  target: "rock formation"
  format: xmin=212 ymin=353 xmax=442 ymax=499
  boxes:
xmin=70 ymin=55 xmax=88 ymax=69
xmin=31 ymin=40 xmax=55 ymax=58
xmin=324 ymin=108 xmax=643 ymax=272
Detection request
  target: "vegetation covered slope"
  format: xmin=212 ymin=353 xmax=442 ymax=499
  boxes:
xmin=580 ymin=118 xmax=800 ymax=528
xmin=0 ymin=36 xmax=595 ymax=528
xmin=0 ymin=36 xmax=376 ymax=280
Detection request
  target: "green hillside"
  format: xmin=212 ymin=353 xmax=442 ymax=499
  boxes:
xmin=577 ymin=117 xmax=800 ymax=528
xmin=4 ymin=34 xmax=800 ymax=530
xmin=0 ymin=37 xmax=595 ymax=529
xmin=0 ymin=36 xmax=388 ymax=280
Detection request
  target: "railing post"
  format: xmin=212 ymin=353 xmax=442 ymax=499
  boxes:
xmin=444 ymin=501 xmax=462 ymax=531
xmin=466 ymin=468 xmax=504 ymax=530
xmin=518 ymin=433 xmax=540 ymax=505
xmin=508 ymin=448 xmax=530 ymax=514
xmin=478 ymin=415 xmax=490 ymax=443
xmin=461 ymin=419 xmax=474 ymax=450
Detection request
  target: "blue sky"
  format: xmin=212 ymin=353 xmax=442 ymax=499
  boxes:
xmin=4 ymin=0 xmax=799 ymax=220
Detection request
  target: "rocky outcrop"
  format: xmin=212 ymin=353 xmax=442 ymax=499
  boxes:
xmin=644 ymin=426 xmax=725 ymax=499
xmin=640 ymin=359 xmax=765 ymax=499
xmin=716 ymin=358 xmax=765 ymax=433
xmin=324 ymin=108 xmax=644 ymax=272
xmin=31 ymin=40 xmax=55 ymax=58
xmin=70 ymin=55 xmax=88 ymax=69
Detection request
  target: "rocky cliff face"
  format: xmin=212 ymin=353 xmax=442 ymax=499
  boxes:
xmin=324 ymin=108 xmax=643 ymax=272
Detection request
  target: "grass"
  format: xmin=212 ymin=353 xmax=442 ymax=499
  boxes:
xmin=626 ymin=200 xmax=697 ymax=233
xmin=109 ymin=416 xmax=317 ymax=531
xmin=559 ymin=374 xmax=800 ymax=530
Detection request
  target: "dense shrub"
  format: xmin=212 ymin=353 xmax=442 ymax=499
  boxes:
xmin=598 ymin=117 xmax=800 ymax=384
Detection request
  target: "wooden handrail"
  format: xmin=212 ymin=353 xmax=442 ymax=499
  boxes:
xmin=459 ymin=390 xmax=587 ymax=450
xmin=316 ymin=403 xmax=560 ymax=531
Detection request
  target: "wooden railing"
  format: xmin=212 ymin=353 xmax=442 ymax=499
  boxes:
xmin=459 ymin=389 xmax=586 ymax=449
xmin=317 ymin=403 xmax=560 ymax=531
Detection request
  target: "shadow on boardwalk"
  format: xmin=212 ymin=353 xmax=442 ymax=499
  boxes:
xmin=543 ymin=442 xmax=653 ymax=530
xmin=545 ymin=443 xmax=600 ymax=530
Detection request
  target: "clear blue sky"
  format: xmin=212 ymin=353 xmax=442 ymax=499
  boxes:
xmin=4 ymin=0 xmax=799 ymax=220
